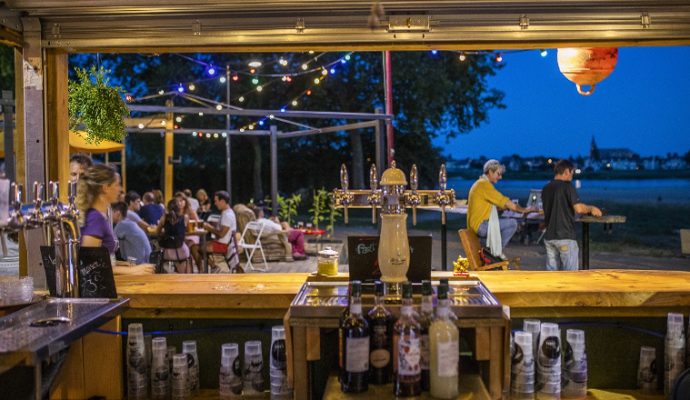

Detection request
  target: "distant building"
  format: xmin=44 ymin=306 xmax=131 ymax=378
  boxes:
xmin=661 ymin=157 xmax=688 ymax=170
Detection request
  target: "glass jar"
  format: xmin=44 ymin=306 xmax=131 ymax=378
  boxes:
xmin=316 ymin=247 xmax=339 ymax=276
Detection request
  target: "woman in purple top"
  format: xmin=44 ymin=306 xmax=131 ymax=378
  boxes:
xmin=77 ymin=164 xmax=121 ymax=254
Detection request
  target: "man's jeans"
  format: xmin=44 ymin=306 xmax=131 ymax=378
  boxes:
xmin=477 ymin=218 xmax=518 ymax=250
xmin=544 ymin=239 xmax=579 ymax=271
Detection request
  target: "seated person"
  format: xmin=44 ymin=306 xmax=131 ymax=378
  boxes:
xmin=157 ymin=198 xmax=192 ymax=274
xmin=254 ymin=207 xmax=306 ymax=260
xmin=467 ymin=159 xmax=534 ymax=258
xmin=203 ymin=191 xmax=241 ymax=273
xmin=112 ymin=201 xmax=152 ymax=264
xmin=124 ymin=191 xmax=150 ymax=231
xmin=139 ymin=191 xmax=164 ymax=226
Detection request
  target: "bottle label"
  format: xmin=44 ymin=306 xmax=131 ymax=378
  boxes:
xmin=398 ymin=336 xmax=421 ymax=376
xmin=271 ymin=339 xmax=287 ymax=370
xmin=370 ymin=348 xmax=390 ymax=368
xmin=437 ymin=340 xmax=459 ymax=377
xmin=420 ymin=334 xmax=430 ymax=370
xmin=346 ymin=337 xmax=370 ymax=372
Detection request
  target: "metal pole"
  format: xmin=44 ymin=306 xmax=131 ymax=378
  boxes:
xmin=1 ymin=91 xmax=15 ymax=181
xmin=225 ymin=65 xmax=232 ymax=201
xmin=383 ymin=51 xmax=394 ymax=166
xmin=442 ymin=222 xmax=447 ymax=271
xmin=270 ymin=125 xmax=278 ymax=215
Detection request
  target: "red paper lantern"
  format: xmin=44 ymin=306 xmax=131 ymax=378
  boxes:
xmin=557 ymin=48 xmax=618 ymax=96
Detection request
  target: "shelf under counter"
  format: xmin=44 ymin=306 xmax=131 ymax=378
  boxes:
xmin=323 ymin=374 xmax=490 ymax=400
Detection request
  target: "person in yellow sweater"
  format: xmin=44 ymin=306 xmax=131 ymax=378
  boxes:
xmin=467 ymin=160 xmax=534 ymax=258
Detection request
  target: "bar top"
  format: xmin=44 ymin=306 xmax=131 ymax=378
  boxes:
xmin=115 ymin=270 xmax=690 ymax=318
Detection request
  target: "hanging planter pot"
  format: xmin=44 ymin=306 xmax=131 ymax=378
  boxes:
xmin=68 ymin=66 xmax=130 ymax=144
xmin=557 ymin=48 xmax=618 ymax=96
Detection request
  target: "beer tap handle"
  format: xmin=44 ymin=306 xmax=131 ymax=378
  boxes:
xmin=33 ymin=181 xmax=44 ymax=208
xmin=439 ymin=163 xmax=447 ymax=191
xmin=11 ymin=183 xmax=23 ymax=210
xmin=68 ymin=181 xmax=77 ymax=200
xmin=369 ymin=164 xmax=378 ymax=224
xmin=339 ymin=164 xmax=350 ymax=224
xmin=410 ymin=165 xmax=418 ymax=225
xmin=50 ymin=181 xmax=59 ymax=202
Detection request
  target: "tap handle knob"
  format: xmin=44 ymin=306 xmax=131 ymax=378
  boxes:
xmin=12 ymin=183 xmax=23 ymax=206
xmin=410 ymin=164 xmax=418 ymax=191
xmin=369 ymin=164 xmax=378 ymax=190
xmin=439 ymin=164 xmax=447 ymax=191
xmin=68 ymin=181 xmax=77 ymax=199
xmin=49 ymin=181 xmax=59 ymax=201
xmin=33 ymin=181 xmax=44 ymax=203
xmin=340 ymin=164 xmax=349 ymax=191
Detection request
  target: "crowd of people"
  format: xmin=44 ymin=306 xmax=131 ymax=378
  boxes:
xmin=71 ymin=153 xmax=305 ymax=274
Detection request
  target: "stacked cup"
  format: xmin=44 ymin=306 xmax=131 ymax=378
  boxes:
xmin=243 ymin=340 xmax=265 ymax=395
xmin=0 ymin=276 xmax=33 ymax=305
xmin=127 ymin=323 xmax=148 ymax=400
xmin=664 ymin=312 xmax=685 ymax=395
xmin=171 ymin=354 xmax=190 ymax=400
xmin=270 ymin=326 xmax=291 ymax=399
xmin=562 ymin=329 xmax=588 ymax=399
xmin=637 ymin=346 xmax=658 ymax=392
xmin=219 ymin=343 xmax=243 ymax=398
xmin=151 ymin=337 xmax=170 ymax=400
xmin=523 ymin=319 xmax=541 ymax=365
xmin=536 ymin=322 xmax=561 ymax=400
xmin=182 ymin=340 xmax=200 ymax=394
xmin=511 ymin=331 xmax=535 ymax=399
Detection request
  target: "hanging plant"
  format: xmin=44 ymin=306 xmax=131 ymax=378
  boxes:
xmin=68 ymin=65 xmax=129 ymax=144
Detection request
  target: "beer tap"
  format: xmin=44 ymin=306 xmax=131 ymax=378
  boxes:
xmin=26 ymin=182 xmax=45 ymax=230
xmin=333 ymin=164 xmax=354 ymax=223
xmin=434 ymin=164 xmax=454 ymax=225
xmin=366 ymin=165 xmax=382 ymax=224
xmin=405 ymin=165 xmax=421 ymax=226
xmin=8 ymin=183 xmax=25 ymax=231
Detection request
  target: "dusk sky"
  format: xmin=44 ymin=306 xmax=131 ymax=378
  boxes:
xmin=434 ymin=46 xmax=690 ymax=159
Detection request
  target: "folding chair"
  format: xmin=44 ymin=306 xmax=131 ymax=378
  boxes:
xmin=238 ymin=221 xmax=268 ymax=272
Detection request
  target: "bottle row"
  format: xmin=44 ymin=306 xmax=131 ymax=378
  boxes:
xmin=125 ymin=323 xmax=289 ymax=400
xmin=339 ymin=279 xmax=460 ymax=399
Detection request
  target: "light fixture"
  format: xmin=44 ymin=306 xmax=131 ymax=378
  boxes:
xmin=495 ymin=53 xmax=503 ymax=63
xmin=198 ymin=112 xmax=204 ymax=116
xmin=207 ymin=65 xmax=216 ymax=76
xmin=256 ymin=85 xmax=263 ymax=92
xmin=301 ymin=64 xmax=308 ymax=70
xmin=213 ymin=133 xmax=219 ymax=138
xmin=221 ymin=132 xmax=227 ymax=138
xmin=248 ymin=61 xmax=262 ymax=68
xmin=458 ymin=52 xmax=466 ymax=62
xmin=252 ymin=77 xmax=259 ymax=85
xmin=216 ymin=104 xmax=223 ymax=111
xmin=160 ymin=120 xmax=166 ymax=126
xmin=158 ymin=89 xmax=165 ymax=95
xmin=219 ymin=76 xmax=227 ymax=83
xmin=557 ymin=48 xmax=618 ymax=96
xmin=238 ymin=96 xmax=245 ymax=102
xmin=177 ymin=84 xmax=184 ymax=93
xmin=175 ymin=116 xmax=182 ymax=123
xmin=188 ymin=83 xmax=196 ymax=91
xmin=291 ymin=100 xmax=298 ymax=106
xmin=314 ymin=78 xmax=320 ymax=84
xmin=540 ymin=49 xmax=548 ymax=57
xmin=137 ymin=123 xmax=145 ymax=129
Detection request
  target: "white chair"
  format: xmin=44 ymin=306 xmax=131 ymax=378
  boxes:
xmin=238 ymin=221 xmax=268 ymax=272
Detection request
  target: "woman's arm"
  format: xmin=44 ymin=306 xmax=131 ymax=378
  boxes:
xmin=189 ymin=209 xmax=199 ymax=221
xmin=82 ymin=235 xmax=102 ymax=247
xmin=156 ymin=215 xmax=166 ymax=235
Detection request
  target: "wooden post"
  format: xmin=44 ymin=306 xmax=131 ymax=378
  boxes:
xmin=121 ymin=148 xmax=127 ymax=192
xmin=44 ymin=49 xmax=69 ymax=202
xmin=164 ymin=100 xmax=174 ymax=204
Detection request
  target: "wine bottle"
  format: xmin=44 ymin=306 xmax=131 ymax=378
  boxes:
xmin=418 ymin=280 xmax=433 ymax=391
xmin=368 ymin=281 xmax=393 ymax=384
xmin=430 ymin=282 xmax=459 ymax=398
xmin=394 ymin=282 xmax=422 ymax=397
xmin=338 ymin=281 xmax=353 ymax=373
xmin=340 ymin=280 xmax=370 ymax=393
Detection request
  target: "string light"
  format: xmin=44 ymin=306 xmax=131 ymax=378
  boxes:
xmin=279 ymin=58 xmax=288 ymax=66
xmin=138 ymin=123 xmax=145 ymax=129
xmin=158 ymin=89 xmax=165 ymax=95
xmin=238 ymin=96 xmax=245 ymax=102
xmin=314 ymin=78 xmax=320 ymax=84
xmin=232 ymin=74 xmax=239 ymax=81
xmin=248 ymin=61 xmax=262 ymax=68
xmin=458 ymin=52 xmax=466 ymax=62
xmin=215 ymin=104 xmax=223 ymax=110
xmin=301 ymin=64 xmax=308 ymax=70
xmin=219 ymin=76 xmax=227 ymax=83
xmin=251 ymin=78 xmax=259 ymax=85
xmin=291 ymin=100 xmax=298 ymax=106
xmin=256 ymin=85 xmax=263 ymax=92
xmin=207 ymin=65 xmax=216 ymax=76
xmin=213 ymin=133 xmax=219 ymax=138
xmin=160 ymin=120 xmax=166 ymax=126
xmin=221 ymin=132 xmax=227 ymax=138
xmin=188 ymin=83 xmax=196 ymax=91
xmin=431 ymin=50 xmax=438 ymax=55
xmin=540 ymin=49 xmax=548 ymax=57
xmin=177 ymin=84 xmax=184 ymax=93
xmin=198 ymin=112 xmax=204 ymax=116
xmin=321 ymin=69 xmax=328 ymax=76
xmin=495 ymin=53 xmax=503 ymax=63
xmin=175 ymin=116 xmax=182 ymax=123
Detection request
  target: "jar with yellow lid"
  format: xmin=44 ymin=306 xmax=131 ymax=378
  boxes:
xmin=316 ymin=247 xmax=339 ymax=276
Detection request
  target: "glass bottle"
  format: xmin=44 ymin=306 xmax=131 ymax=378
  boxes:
xmin=367 ymin=280 xmax=393 ymax=384
xmin=418 ymin=280 xmax=433 ymax=391
xmin=429 ymin=282 xmax=459 ymax=398
xmin=338 ymin=281 xmax=353 ymax=374
xmin=340 ymin=280 xmax=370 ymax=393
xmin=394 ymin=282 xmax=422 ymax=397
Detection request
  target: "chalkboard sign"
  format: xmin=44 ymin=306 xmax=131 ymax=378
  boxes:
xmin=347 ymin=235 xmax=432 ymax=282
xmin=40 ymin=246 xmax=57 ymax=296
xmin=78 ymin=247 xmax=117 ymax=298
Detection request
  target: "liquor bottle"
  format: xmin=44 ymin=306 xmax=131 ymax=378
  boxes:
xmin=368 ymin=281 xmax=393 ymax=384
xmin=418 ymin=280 xmax=433 ymax=391
xmin=338 ymin=281 xmax=353 ymax=374
xmin=340 ymin=280 xmax=370 ymax=393
xmin=394 ymin=282 xmax=422 ymax=397
xmin=429 ymin=282 xmax=459 ymax=398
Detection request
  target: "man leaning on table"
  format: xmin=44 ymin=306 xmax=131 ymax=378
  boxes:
xmin=468 ymin=159 xmax=535 ymax=259
xmin=542 ymin=159 xmax=602 ymax=271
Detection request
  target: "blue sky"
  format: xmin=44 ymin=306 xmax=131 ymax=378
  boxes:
xmin=434 ymin=46 xmax=690 ymax=159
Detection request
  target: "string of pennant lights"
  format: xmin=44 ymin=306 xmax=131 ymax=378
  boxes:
xmin=127 ymin=49 xmax=549 ymax=139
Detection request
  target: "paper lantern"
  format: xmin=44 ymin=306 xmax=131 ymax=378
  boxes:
xmin=557 ymin=48 xmax=618 ymax=96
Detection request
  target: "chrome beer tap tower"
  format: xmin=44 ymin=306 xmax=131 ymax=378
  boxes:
xmin=2 ymin=180 xmax=81 ymax=297
xmin=333 ymin=162 xmax=455 ymax=294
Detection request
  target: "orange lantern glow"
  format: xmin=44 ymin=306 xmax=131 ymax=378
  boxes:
xmin=557 ymin=48 xmax=618 ymax=96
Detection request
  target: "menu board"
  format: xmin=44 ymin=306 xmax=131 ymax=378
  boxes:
xmin=78 ymin=247 xmax=117 ymax=298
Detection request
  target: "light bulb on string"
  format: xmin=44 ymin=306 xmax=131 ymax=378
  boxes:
xmin=258 ymin=120 xmax=265 ymax=126
xmin=138 ymin=123 xmax=145 ymax=129
xmin=252 ymin=77 xmax=259 ymax=85
xmin=301 ymin=64 xmax=308 ymax=70
xmin=158 ymin=89 xmax=165 ymax=95
xmin=314 ymin=78 xmax=320 ymax=84
xmin=308 ymin=50 xmax=314 ymax=54
xmin=213 ymin=133 xmax=219 ymax=138
xmin=249 ymin=124 xmax=255 ymax=130
xmin=256 ymin=85 xmax=263 ymax=92
xmin=197 ymin=132 xmax=203 ymax=137
xmin=125 ymin=94 xmax=133 ymax=102
xmin=238 ymin=96 xmax=245 ymax=102
xmin=540 ymin=49 xmax=548 ymax=57
xmin=198 ymin=112 xmax=204 ymax=116
xmin=249 ymin=68 xmax=256 ymax=74
xmin=495 ymin=53 xmax=503 ymax=63
xmin=216 ymin=104 xmax=223 ymax=111
xmin=286 ymin=76 xmax=292 ymax=82
xmin=219 ymin=76 xmax=227 ymax=83
xmin=240 ymin=128 xmax=245 ymax=132
xmin=191 ymin=131 xmax=197 ymax=137
xmin=177 ymin=84 xmax=184 ymax=93
xmin=269 ymin=114 xmax=275 ymax=119
xmin=248 ymin=60 xmax=262 ymax=68
xmin=431 ymin=50 xmax=438 ymax=55
xmin=306 ymin=89 xmax=312 ymax=96
xmin=160 ymin=120 xmax=166 ymax=126
xmin=279 ymin=58 xmax=288 ymax=66
xmin=344 ymin=54 xmax=351 ymax=61
xmin=280 ymin=107 xmax=286 ymax=112
xmin=458 ymin=52 xmax=466 ymax=62
xmin=206 ymin=133 xmax=211 ymax=138
xmin=221 ymin=132 xmax=227 ymax=138
xmin=291 ymin=100 xmax=298 ymax=106
xmin=188 ymin=83 xmax=196 ymax=91
xmin=321 ymin=68 xmax=328 ymax=76
xmin=207 ymin=65 xmax=216 ymax=76
xmin=330 ymin=68 xmax=336 ymax=74
xmin=175 ymin=116 xmax=182 ymax=123
xmin=340 ymin=59 xmax=347 ymax=64
xmin=232 ymin=74 xmax=239 ymax=81
xmin=281 ymin=76 xmax=287 ymax=82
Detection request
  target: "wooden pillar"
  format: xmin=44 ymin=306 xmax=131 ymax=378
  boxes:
xmin=121 ymin=148 xmax=127 ymax=192
xmin=270 ymin=125 xmax=278 ymax=215
xmin=164 ymin=100 xmax=174 ymax=204
xmin=44 ymin=49 xmax=69 ymax=202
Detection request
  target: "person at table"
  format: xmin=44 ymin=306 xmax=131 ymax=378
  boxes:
xmin=203 ymin=191 xmax=241 ymax=273
xmin=542 ymin=159 xmax=602 ymax=271
xmin=139 ymin=191 xmax=164 ymax=226
xmin=174 ymin=191 xmax=202 ymax=269
xmin=77 ymin=164 xmax=121 ymax=254
xmin=196 ymin=189 xmax=211 ymax=214
xmin=253 ymin=207 xmax=306 ymax=260
xmin=467 ymin=159 xmax=534 ymax=259
xmin=124 ymin=191 xmax=150 ymax=231
xmin=111 ymin=201 xmax=152 ymax=264
xmin=157 ymin=198 xmax=192 ymax=273
xmin=184 ymin=188 xmax=200 ymax=212
xmin=70 ymin=153 xmax=92 ymax=182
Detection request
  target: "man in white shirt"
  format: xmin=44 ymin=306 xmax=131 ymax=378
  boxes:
xmin=124 ymin=191 xmax=150 ymax=231
xmin=184 ymin=189 xmax=200 ymax=212
xmin=203 ymin=191 xmax=240 ymax=273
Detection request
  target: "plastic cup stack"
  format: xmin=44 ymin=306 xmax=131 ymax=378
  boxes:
xmin=243 ymin=340 xmax=265 ymax=395
xmin=182 ymin=340 xmax=200 ymax=394
xmin=167 ymin=346 xmax=176 ymax=378
xmin=536 ymin=322 xmax=561 ymax=400
xmin=511 ymin=331 xmax=535 ymax=399
xmin=151 ymin=337 xmax=170 ymax=400
xmin=523 ymin=319 xmax=541 ymax=365
xmin=637 ymin=346 xmax=658 ymax=392
xmin=562 ymin=329 xmax=587 ymax=399
xmin=126 ymin=323 xmax=148 ymax=400
xmin=270 ymin=326 xmax=291 ymax=399
xmin=0 ymin=276 xmax=33 ymax=305
xmin=220 ymin=343 xmax=243 ymax=398
xmin=171 ymin=353 xmax=190 ymax=400
xmin=664 ymin=312 xmax=685 ymax=395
